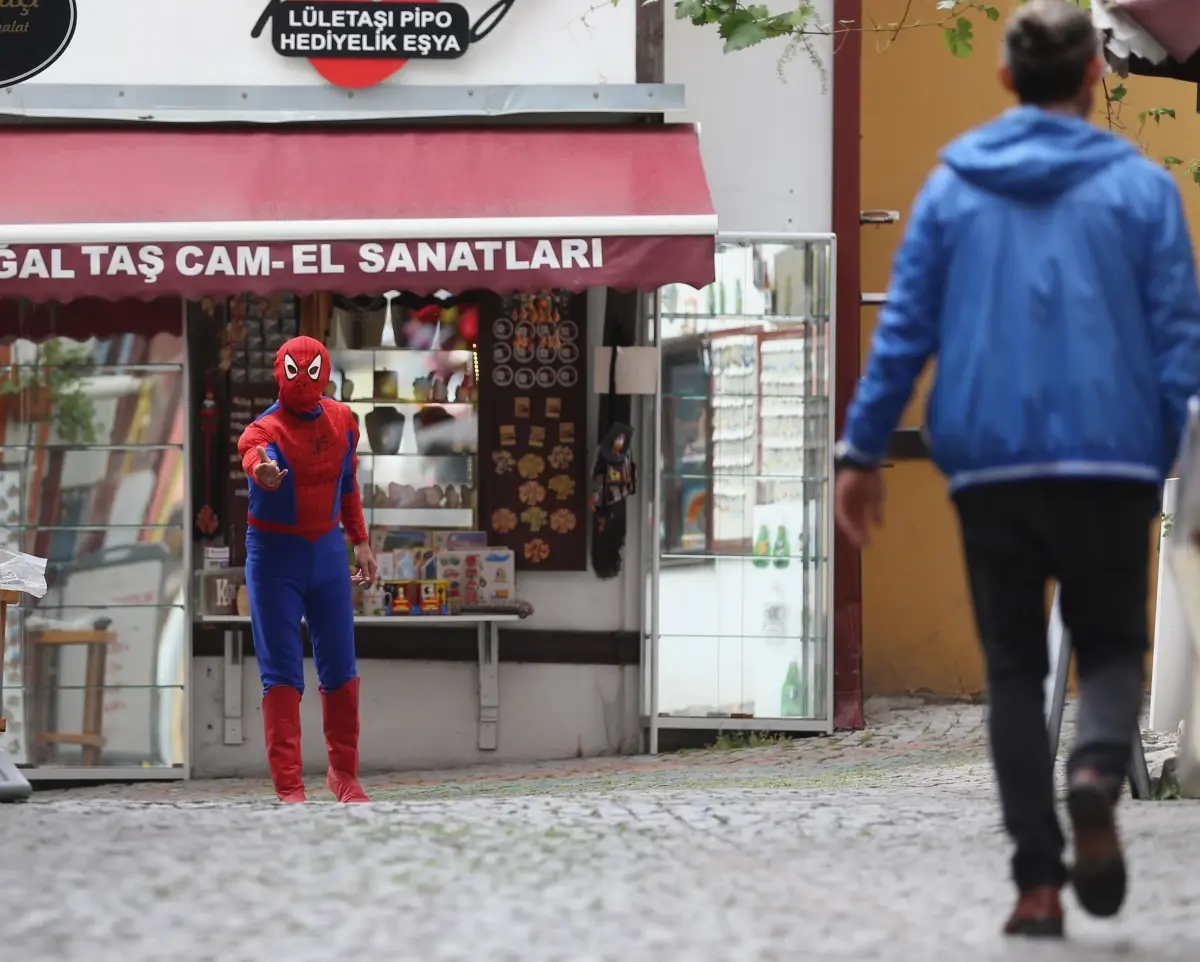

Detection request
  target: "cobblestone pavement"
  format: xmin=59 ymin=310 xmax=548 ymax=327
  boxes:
xmin=5 ymin=699 xmax=1200 ymax=962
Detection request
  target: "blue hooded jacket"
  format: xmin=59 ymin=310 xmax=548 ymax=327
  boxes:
xmin=840 ymin=106 xmax=1200 ymax=493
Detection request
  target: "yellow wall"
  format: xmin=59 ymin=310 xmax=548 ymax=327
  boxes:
xmin=859 ymin=4 xmax=1187 ymax=694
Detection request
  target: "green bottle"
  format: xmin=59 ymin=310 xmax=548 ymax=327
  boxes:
xmin=781 ymin=660 xmax=804 ymax=717
xmin=752 ymin=525 xmax=771 ymax=568
xmin=771 ymin=525 xmax=790 ymax=569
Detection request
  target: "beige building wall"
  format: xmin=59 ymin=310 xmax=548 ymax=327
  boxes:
xmin=859 ymin=3 xmax=1190 ymax=694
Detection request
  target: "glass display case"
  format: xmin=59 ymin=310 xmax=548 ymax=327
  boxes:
xmin=0 ymin=322 xmax=189 ymax=774
xmin=312 ymin=293 xmax=481 ymax=540
xmin=329 ymin=347 xmax=478 ymax=532
xmin=647 ymin=234 xmax=835 ymax=743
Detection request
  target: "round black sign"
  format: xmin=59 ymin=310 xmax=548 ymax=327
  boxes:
xmin=0 ymin=0 xmax=77 ymax=89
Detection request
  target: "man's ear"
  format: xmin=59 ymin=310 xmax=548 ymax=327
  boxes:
xmin=1084 ymin=52 xmax=1105 ymax=89
xmin=999 ymin=63 xmax=1016 ymax=96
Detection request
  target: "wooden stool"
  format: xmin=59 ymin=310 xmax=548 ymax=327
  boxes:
xmin=30 ymin=629 xmax=118 ymax=767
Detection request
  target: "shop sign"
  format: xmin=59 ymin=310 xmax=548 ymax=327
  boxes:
xmin=0 ymin=0 xmax=76 ymax=89
xmin=0 ymin=234 xmax=716 ymax=300
xmin=251 ymin=0 xmax=516 ymax=88
xmin=0 ymin=239 xmax=605 ymax=283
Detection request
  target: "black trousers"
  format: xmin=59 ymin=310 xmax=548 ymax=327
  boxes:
xmin=953 ymin=478 xmax=1158 ymax=891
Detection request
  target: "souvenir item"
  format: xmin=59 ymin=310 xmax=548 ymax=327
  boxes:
xmin=364 ymin=407 xmax=406 ymax=455
xmin=589 ymin=422 xmax=637 ymax=532
xmin=196 ymin=369 xmax=221 ymax=537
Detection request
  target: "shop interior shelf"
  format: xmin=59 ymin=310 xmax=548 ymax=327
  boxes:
xmin=343 ymin=399 xmax=476 ymax=410
xmin=196 ymin=613 xmax=521 ymax=626
xmin=357 ymin=452 xmax=475 ymax=461
xmin=328 ymin=348 xmax=477 ymax=360
xmin=361 ymin=506 xmax=474 ymax=527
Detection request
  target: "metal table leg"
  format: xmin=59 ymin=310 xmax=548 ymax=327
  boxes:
xmin=223 ymin=629 xmax=245 ymax=746
xmin=477 ymin=620 xmax=499 ymax=751
xmin=0 ymin=592 xmax=30 ymax=801
xmin=0 ymin=749 xmax=31 ymax=802
xmin=1046 ymin=588 xmax=1151 ymax=799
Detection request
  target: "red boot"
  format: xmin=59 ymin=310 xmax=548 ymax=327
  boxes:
xmin=321 ymin=676 xmax=370 ymax=803
xmin=262 ymin=685 xmax=307 ymax=803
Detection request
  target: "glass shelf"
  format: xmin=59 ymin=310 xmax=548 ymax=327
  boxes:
xmin=363 ymin=507 xmax=475 ymax=527
xmin=336 ymin=334 xmax=480 ymax=532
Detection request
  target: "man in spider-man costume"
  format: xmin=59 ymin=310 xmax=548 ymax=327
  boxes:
xmin=237 ymin=335 xmax=378 ymax=803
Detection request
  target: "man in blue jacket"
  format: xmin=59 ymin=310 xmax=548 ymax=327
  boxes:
xmin=835 ymin=0 xmax=1200 ymax=938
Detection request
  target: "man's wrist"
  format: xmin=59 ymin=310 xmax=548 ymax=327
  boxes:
xmin=833 ymin=439 xmax=879 ymax=472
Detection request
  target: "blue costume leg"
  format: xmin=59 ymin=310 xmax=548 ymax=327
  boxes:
xmin=245 ymin=531 xmax=308 ymax=693
xmin=245 ymin=529 xmax=310 ymax=802
xmin=306 ymin=528 xmax=367 ymax=802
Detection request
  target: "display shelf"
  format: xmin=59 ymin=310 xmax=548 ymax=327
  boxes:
xmin=325 ymin=335 xmax=480 ymax=531
xmin=327 ymin=348 xmax=478 ymax=361
xmin=362 ymin=507 xmax=474 ymax=527
xmin=343 ymin=399 xmax=476 ymax=410
xmin=197 ymin=613 xmax=521 ymax=625
xmin=357 ymin=452 xmax=476 ymax=462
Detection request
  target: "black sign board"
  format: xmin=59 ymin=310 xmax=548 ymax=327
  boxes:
xmin=0 ymin=0 xmax=77 ymax=89
xmin=252 ymin=0 xmax=514 ymax=62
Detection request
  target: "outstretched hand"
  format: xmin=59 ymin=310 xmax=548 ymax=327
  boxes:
xmin=252 ymin=445 xmax=288 ymax=489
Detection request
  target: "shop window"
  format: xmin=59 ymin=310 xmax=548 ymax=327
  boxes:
xmin=651 ymin=238 xmax=835 ymax=729
xmin=0 ymin=306 xmax=188 ymax=771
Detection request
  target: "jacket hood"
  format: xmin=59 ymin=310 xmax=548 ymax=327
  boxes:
xmin=939 ymin=106 xmax=1136 ymax=201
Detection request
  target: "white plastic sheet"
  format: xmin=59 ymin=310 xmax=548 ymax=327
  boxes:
xmin=0 ymin=547 xmax=47 ymax=599
xmin=1166 ymin=397 xmax=1200 ymax=795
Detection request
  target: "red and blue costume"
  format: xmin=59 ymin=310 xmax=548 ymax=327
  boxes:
xmin=238 ymin=336 xmax=370 ymax=803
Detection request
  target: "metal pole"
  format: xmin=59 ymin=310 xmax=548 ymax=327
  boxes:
xmin=823 ymin=238 xmax=837 ymax=733
xmin=648 ymin=290 xmax=662 ymax=755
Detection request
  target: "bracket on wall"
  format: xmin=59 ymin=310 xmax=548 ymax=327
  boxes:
xmin=207 ymin=614 xmax=511 ymax=756
xmin=223 ymin=629 xmax=245 ymax=746
xmin=860 ymin=210 xmax=900 ymax=225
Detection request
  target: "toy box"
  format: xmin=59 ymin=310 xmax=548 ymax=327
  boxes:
xmin=416 ymin=580 xmax=449 ymax=615
xmin=383 ymin=580 xmax=416 ymax=615
xmin=394 ymin=547 xmax=438 ymax=581
xmin=431 ymin=530 xmax=489 ymax=551
xmin=436 ymin=551 xmax=483 ymax=612
xmin=477 ymin=548 xmax=516 ymax=604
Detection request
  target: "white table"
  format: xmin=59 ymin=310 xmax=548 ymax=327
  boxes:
xmin=197 ymin=612 xmax=522 ymax=750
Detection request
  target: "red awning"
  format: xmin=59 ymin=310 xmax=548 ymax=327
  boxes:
xmin=0 ymin=125 xmax=717 ymax=303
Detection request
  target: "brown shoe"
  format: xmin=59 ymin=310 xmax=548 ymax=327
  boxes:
xmin=1003 ymin=886 xmax=1064 ymax=938
xmin=1067 ymin=768 xmax=1126 ymax=918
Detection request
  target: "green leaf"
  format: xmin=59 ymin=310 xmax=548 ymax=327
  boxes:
xmin=1110 ymin=83 xmax=1127 ymax=102
xmin=942 ymin=17 xmax=974 ymax=57
xmin=1164 ymin=156 xmax=1184 ymax=166
xmin=674 ymin=0 xmax=711 ymax=23
xmin=981 ymin=4 xmax=1000 ymax=20
xmin=724 ymin=17 xmax=770 ymax=51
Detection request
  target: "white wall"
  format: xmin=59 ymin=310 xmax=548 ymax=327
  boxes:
xmin=664 ymin=1 xmax=834 ymax=234
xmin=29 ymin=0 xmax=635 ymax=88
xmin=191 ymin=655 xmax=640 ymax=777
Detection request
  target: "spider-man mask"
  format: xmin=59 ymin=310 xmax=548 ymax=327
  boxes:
xmin=274 ymin=336 xmax=330 ymax=414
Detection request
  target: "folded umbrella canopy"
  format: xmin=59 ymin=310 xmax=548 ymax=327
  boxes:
xmin=1094 ymin=0 xmax=1200 ymax=108
xmin=1116 ymin=0 xmax=1200 ymax=65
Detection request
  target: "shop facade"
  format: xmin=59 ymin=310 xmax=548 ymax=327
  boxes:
xmin=0 ymin=0 xmax=846 ymax=780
